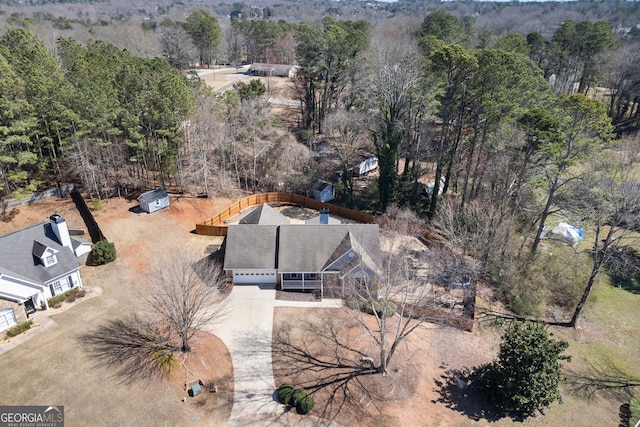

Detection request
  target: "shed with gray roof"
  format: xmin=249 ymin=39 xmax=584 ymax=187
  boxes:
xmin=138 ymin=188 xmax=169 ymax=213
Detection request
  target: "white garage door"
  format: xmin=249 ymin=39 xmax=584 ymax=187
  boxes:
xmin=233 ymin=270 xmax=277 ymax=285
xmin=0 ymin=308 xmax=17 ymax=332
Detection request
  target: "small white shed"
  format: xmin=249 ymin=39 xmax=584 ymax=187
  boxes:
xmin=138 ymin=188 xmax=170 ymax=213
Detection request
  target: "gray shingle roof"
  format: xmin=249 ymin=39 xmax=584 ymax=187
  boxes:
xmin=223 ymin=225 xmax=279 ymax=269
xmin=239 ymin=204 xmax=290 ymax=225
xmin=223 ymin=223 xmax=380 ymax=274
xmin=139 ymin=187 xmax=168 ymax=203
xmin=277 ymin=225 xmax=379 ymax=272
xmin=0 ymin=222 xmax=81 ymax=286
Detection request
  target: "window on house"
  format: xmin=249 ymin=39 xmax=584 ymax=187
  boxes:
xmin=307 ymin=273 xmax=318 ymax=279
xmin=51 ymin=281 xmax=63 ymax=295
xmin=45 ymin=255 xmax=56 ymax=266
xmin=289 ymin=273 xmax=300 ymax=279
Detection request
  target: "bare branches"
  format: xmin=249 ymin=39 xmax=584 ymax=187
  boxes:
xmin=81 ymin=248 xmax=228 ymax=384
xmin=146 ymin=249 xmax=228 ymax=352
xmin=80 ymin=315 xmax=175 ymax=384
xmin=566 ymin=360 xmax=640 ymax=400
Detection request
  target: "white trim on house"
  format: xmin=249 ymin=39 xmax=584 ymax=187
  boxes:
xmin=231 ymin=269 xmax=277 ymax=285
xmin=0 ymin=307 xmax=17 ymax=332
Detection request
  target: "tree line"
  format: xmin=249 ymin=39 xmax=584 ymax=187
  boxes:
xmin=2 ymin=11 xmax=640 ymax=323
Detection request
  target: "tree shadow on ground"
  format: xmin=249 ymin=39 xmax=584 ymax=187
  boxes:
xmin=564 ymin=360 xmax=640 ymax=401
xmin=0 ymin=207 xmax=18 ymax=222
xmin=272 ymin=311 xmax=418 ymax=425
xmin=78 ymin=315 xmax=175 ymax=384
xmin=432 ymin=368 xmax=506 ymax=422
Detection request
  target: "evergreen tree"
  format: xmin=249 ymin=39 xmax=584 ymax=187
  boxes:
xmin=474 ymin=321 xmax=571 ymax=418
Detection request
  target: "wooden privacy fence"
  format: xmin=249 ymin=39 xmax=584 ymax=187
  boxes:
xmin=195 ymin=192 xmax=375 ymax=236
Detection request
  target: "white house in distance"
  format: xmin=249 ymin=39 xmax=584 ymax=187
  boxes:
xmin=138 ymin=188 xmax=170 ymax=213
xmin=0 ymin=214 xmax=86 ymax=332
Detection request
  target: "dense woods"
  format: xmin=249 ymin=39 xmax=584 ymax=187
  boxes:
xmin=2 ymin=2 xmax=640 ymax=326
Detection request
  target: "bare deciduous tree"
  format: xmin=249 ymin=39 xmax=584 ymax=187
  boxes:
xmin=340 ymin=208 xmax=465 ymax=375
xmin=81 ymin=249 xmax=228 ymax=382
xmin=323 ymin=109 xmax=369 ymax=206
xmin=145 ymin=249 xmax=228 ymax=352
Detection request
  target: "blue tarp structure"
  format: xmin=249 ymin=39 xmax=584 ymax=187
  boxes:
xmin=549 ymin=222 xmax=584 ymax=248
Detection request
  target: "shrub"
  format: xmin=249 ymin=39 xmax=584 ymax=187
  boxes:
xmin=380 ymin=300 xmax=397 ymax=317
xmin=6 ymin=320 xmax=33 ymax=337
xmin=364 ymin=299 xmax=397 ymax=317
xmin=296 ymin=395 xmax=314 ymax=414
xmin=88 ymin=240 xmax=116 ymax=266
xmin=345 ymin=296 xmax=361 ymax=310
xmin=277 ymin=383 xmax=295 ymax=405
xmin=292 ymin=388 xmax=308 ymax=406
xmin=473 ymin=321 xmax=570 ymax=418
xmin=47 ymin=287 xmax=81 ymax=308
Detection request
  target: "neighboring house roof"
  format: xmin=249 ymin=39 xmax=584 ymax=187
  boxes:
xmin=32 ymin=240 xmax=50 ymax=258
xmin=224 ymin=225 xmax=280 ymax=270
xmin=239 ymin=204 xmax=290 ymax=225
xmin=139 ymin=187 xmax=168 ymax=203
xmin=0 ymin=222 xmax=81 ymax=286
xmin=249 ymin=63 xmax=298 ymax=76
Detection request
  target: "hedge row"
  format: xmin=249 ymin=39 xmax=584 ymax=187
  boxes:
xmin=48 ymin=287 xmax=85 ymax=308
xmin=6 ymin=320 xmax=33 ymax=337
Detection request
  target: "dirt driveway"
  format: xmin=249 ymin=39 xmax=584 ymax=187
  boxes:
xmin=0 ymin=195 xmax=233 ymax=426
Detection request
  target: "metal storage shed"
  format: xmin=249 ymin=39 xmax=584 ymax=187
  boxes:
xmin=138 ymin=188 xmax=170 ymax=213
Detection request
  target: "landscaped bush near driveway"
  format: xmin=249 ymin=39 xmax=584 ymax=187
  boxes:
xmin=88 ymin=240 xmax=116 ymax=265
xmin=6 ymin=320 xmax=33 ymax=337
xmin=296 ymin=394 xmax=314 ymax=414
xmin=48 ymin=287 xmax=85 ymax=308
xmin=277 ymin=383 xmax=295 ymax=405
xmin=274 ymin=385 xmax=314 ymax=414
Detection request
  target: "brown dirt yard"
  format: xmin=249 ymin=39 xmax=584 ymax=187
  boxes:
xmin=0 ymin=195 xmax=630 ymax=427
xmin=0 ymin=195 xmax=234 ymax=427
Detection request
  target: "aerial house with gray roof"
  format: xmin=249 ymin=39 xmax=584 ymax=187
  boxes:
xmin=0 ymin=214 xmax=85 ymax=332
xmin=223 ymin=222 xmax=380 ymax=298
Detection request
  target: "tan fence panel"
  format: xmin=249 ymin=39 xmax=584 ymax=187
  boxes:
xmin=195 ymin=192 xmax=378 ymax=236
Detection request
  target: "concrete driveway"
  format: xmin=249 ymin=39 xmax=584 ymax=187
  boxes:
xmin=214 ymin=284 xmax=281 ymax=420
xmin=214 ymin=284 xmax=342 ymax=425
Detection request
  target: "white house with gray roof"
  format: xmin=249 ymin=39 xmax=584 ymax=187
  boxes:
xmin=0 ymin=214 xmax=84 ymax=332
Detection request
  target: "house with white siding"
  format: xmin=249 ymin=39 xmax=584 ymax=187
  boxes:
xmin=0 ymin=215 xmax=85 ymax=332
